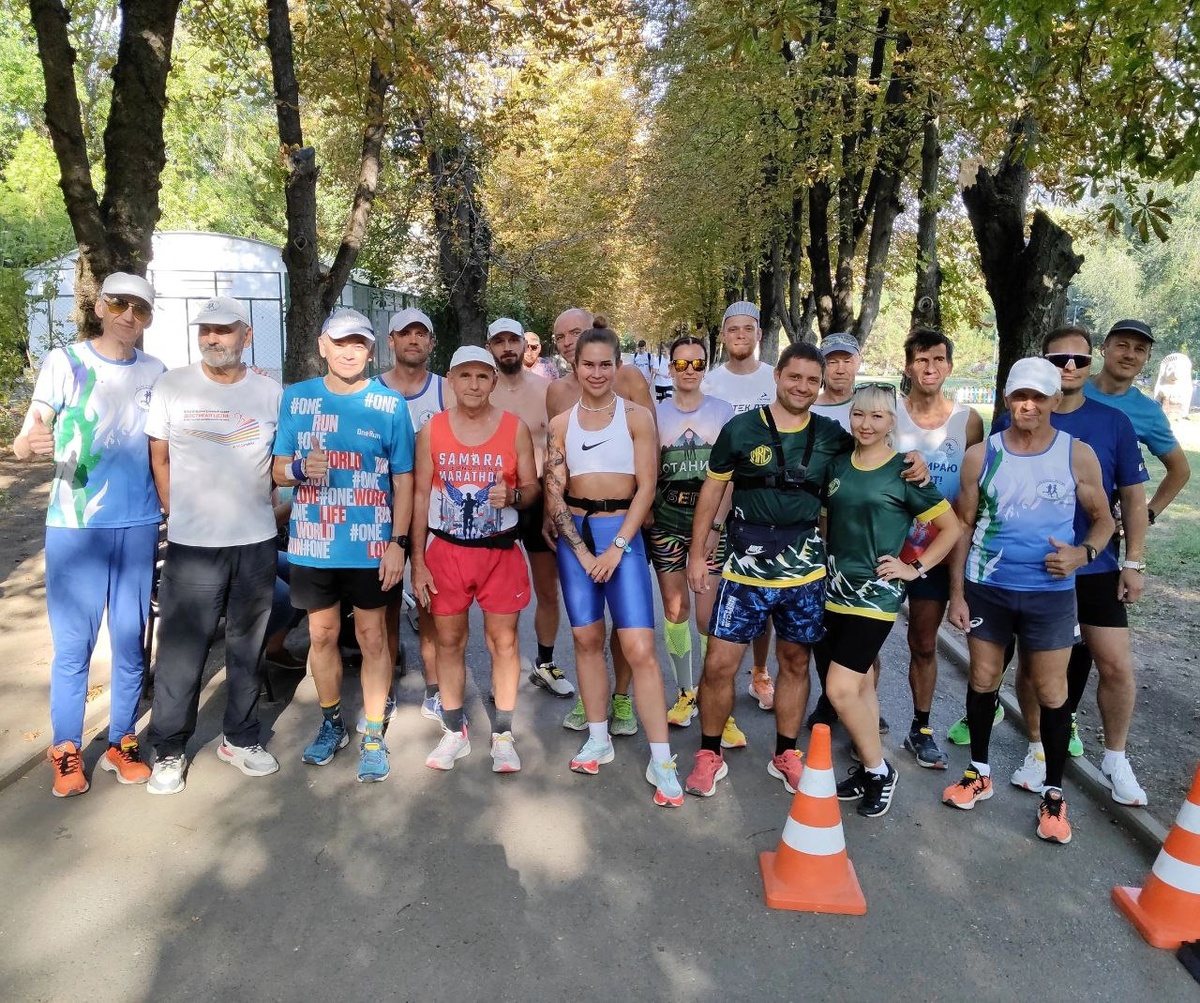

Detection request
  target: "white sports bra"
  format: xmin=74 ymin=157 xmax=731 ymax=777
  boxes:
xmin=565 ymin=400 xmax=636 ymax=475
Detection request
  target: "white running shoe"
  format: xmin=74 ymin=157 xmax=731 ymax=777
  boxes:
xmin=490 ymin=731 xmax=521 ymax=773
xmin=1101 ymin=757 xmax=1148 ymax=806
xmin=216 ymin=737 xmax=280 ymax=777
xmin=426 ymin=727 xmax=471 ymax=771
xmin=1010 ymin=750 xmax=1047 ymax=794
xmin=529 ymin=661 xmax=575 ymax=698
xmin=147 ymin=755 xmax=187 ymax=796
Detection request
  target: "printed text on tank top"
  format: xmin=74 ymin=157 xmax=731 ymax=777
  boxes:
xmin=565 ymin=400 xmax=636 ymax=475
xmin=427 ymin=408 xmax=519 ymax=541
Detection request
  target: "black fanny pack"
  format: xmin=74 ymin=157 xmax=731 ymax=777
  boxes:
xmin=430 ymin=527 xmax=519 ymax=550
xmin=662 ymin=480 xmax=704 ymax=507
xmin=564 ymin=494 xmax=635 ymax=552
xmin=725 ymin=516 xmax=816 ymax=561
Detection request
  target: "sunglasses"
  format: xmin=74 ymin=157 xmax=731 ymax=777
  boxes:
xmin=103 ymin=295 xmax=152 ymax=323
xmin=855 ymin=381 xmax=898 ymax=398
xmin=670 ymin=358 xmax=708 ymax=372
xmin=1045 ymin=353 xmax=1092 ymax=369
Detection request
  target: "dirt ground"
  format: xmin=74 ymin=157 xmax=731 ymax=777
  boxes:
xmin=1 ymin=453 xmax=1196 ymax=830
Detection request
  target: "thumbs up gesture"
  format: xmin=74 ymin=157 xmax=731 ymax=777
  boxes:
xmin=27 ymin=411 xmax=55 ymax=455
xmin=487 ymin=472 xmax=511 ymax=509
xmin=304 ymin=448 xmax=328 ymax=481
xmin=1045 ymin=536 xmax=1085 ymax=579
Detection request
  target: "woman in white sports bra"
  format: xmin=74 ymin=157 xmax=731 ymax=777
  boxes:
xmin=544 ymin=320 xmax=683 ymax=807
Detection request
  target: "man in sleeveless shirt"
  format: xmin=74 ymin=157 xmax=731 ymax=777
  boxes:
xmin=486 ymin=318 xmax=573 ymax=700
xmin=411 ymin=346 xmax=540 ymax=773
xmin=893 ymin=329 xmax=984 ymax=769
xmin=945 ymin=358 xmax=1113 ymax=844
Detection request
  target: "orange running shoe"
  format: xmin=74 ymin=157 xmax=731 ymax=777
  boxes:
xmin=48 ymin=741 xmax=89 ymax=798
xmin=749 ymin=667 xmax=775 ymax=710
xmin=942 ymin=769 xmax=994 ymax=809
xmin=99 ymin=734 xmax=151 ymax=785
xmin=1036 ymin=790 xmax=1073 ymax=844
xmin=684 ymin=749 xmax=728 ymax=797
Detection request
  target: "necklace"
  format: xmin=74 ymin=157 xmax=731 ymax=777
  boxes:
xmin=579 ymin=393 xmax=617 ymax=412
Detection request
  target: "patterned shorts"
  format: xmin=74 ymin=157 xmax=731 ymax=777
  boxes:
xmin=709 ymin=576 xmax=826 ymax=646
xmin=646 ymin=511 xmax=727 ymax=575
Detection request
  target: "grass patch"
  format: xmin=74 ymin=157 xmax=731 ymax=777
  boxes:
xmin=1144 ymin=420 xmax=1200 ymax=593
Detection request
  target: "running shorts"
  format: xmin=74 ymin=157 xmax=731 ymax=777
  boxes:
xmin=518 ymin=494 xmax=552 ymax=555
xmin=816 ymin=609 xmax=894 ymax=674
xmin=290 ymin=565 xmax=392 ymax=612
xmin=906 ymin=563 xmax=950 ymax=604
xmin=647 ymin=509 xmax=727 ymax=575
xmin=1074 ymin=570 xmax=1128 ymax=629
xmin=424 ymin=536 xmax=531 ymax=616
xmin=556 ymin=514 xmax=654 ymax=629
xmin=709 ymin=577 xmax=826 ymax=646
xmin=963 ymin=581 xmax=1080 ymax=652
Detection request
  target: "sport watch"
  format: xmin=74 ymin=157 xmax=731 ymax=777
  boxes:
xmin=391 ymin=534 xmax=410 ymax=552
xmin=1122 ymin=560 xmax=1146 ymax=573
xmin=612 ymin=535 xmax=632 ymax=553
xmin=1082 ymin=543 xmax=1097 ymax=564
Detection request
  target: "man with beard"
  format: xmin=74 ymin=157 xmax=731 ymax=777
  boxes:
xmin=486 ymin=318 xmax=573 ymax=699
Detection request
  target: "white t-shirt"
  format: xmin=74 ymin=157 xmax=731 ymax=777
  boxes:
xmin=700 ymin=362 xmax=776 ymax=414
xmin=145 ymin=364 xmax=281 ymax=547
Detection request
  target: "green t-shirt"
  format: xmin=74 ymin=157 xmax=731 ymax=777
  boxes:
xmin=823 ymin=451 xmax=951 ymax=620
xmin=708 ymin=409 xmax=852 ymax=586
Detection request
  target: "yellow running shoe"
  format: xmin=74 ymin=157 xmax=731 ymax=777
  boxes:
xmin=721 ymin=716 xmax=747 ymax=749
xmin=667 ymin=689 xmax=698 ymax=727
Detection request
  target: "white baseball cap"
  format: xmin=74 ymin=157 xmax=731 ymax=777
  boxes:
xmin=101 ymin=272 xmax=155 ymax=307
xmin=190 ymin=296 xmax=249 ymax=326
xmin=1004 ymin=357 xmax=1061 ymax=397
xmin=322 ymin=309 xmax=376 ymax=343
xmin=389 ymin=307 xmax=434 ymax=335
xmin=487 ymin=317 xmax=524 ymax=340
xmin=449 ymin=346 xmax=498 ymax=371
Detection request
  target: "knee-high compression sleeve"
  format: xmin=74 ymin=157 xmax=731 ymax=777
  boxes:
xmin=663 ymin=618 xmax=693 ymax=691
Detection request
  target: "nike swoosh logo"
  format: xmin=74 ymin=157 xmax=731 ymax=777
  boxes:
xmin=581 ymin=440 xmax=609 ymax=451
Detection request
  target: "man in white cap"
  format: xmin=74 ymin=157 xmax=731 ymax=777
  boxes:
xmin=273 ymin=309 xmax=415 ymax=784
xmin=944 ymin=356 xmax=1113 ymax=844
xmin=699 ymin=301 xmax=778 ymax=713
xmin=411 ymin=345 xmax=540 ymax=773
xmin=811 ymin=332 xmax=862 ymax=430
xmin=144 ymin=297 xmax=282 ymax=794
xmin=486 ymin=318 xmax=572 ymax=699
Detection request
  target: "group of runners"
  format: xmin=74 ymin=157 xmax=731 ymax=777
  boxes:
xmin=14 ymin=278 xmax=1189 ymax=843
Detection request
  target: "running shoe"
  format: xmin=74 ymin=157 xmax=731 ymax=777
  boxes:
xmin=426 ymin=727 xmax=471 ymax=771
xmin=667 ymin=689 xmax=698 ymax=727
xmin=356 ymin=694 xmax=398 ymax=735
xmin=147 ymin=755 xmax=187 ymax=796
xmin=749 ymin=668 xmax=775 ymax=711
xmin=490 ymin=731 xmax=521 ymax=774
xmin=858 ymin=762 xmax=898 ymax=818
xmin=1010 ymin=750 xmax=1047 ymax=794
xmin=302 ymin=719 xmax=349 ymax=766
xmin=529 ymin=660 xmax=575 ymax=698
xmin=49 ymin=740 xmax=89 ymax=798
xmin=99 ymin=734 xmax=150 ymax=785
xmin=878 ymin=716 xmax=890 ymax=735
xmin=721 ymin=716 xmax=747 ymax=749
xmin=1100 ymin=757 xmax=1148 ymax=806
xmin=945 ymin=704 xmax=1005 ymax=746
xmin=421 ymin=691 xmax=444 ymax=723
xmin=357 ymin=736 xmax=390 ymax=783
xmin=216 ymin=737 xmax=280 ymax=777
xmin=562 ymin=696 xmax=588 ymax=731
xmin=569 ymin=735 xmax=615 ymax=775
xmin=767 ymin=748 xmax=804 ymax=794
xmin=903 ymin=726 xmax=949 ymax=769
xmin=836 ymin=764 xmax=867 ymax=801
xmin=1036 ymin=789 xmax=1072 ymax=844
xmin=806 ymin=694 xmax=838 ymax=729
xmin=609 ymin=693 xmax=639 ymax=736
xmin=942 ymin=769 xmax=993 ymax=809
xmin=684 ymin=749 xmax=728 ymax=797
xmin=1068 ymin=713 xmax=1084 ymax=757
xmin=264 ymin=648 xmax=307 ymax=671
xmin=646 ymin=756 xmax=684 ymax=807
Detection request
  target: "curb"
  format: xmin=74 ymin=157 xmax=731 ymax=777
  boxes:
xmin=930 ymin=619 xmax=1169 ymax=852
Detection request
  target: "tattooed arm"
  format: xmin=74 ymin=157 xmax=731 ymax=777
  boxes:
xmin=544 ymin=412 xmax=593 ymax=569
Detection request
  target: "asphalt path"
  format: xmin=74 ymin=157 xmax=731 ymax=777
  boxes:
xmin=1 ymin=608 xmax=1195 ymax=1001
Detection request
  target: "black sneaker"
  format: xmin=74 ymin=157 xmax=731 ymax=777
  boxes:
xmin=806 ymin=695 xmax=839 ymax=729
xmin=903 ymin=726 xmax=949 ymax=769
xmin=836 ymin=764 xmax=867 ymax=801
xmin=878 ymin=716 xmax=890 ymax=735
xmin=858 ymin=761 xmax=898 ymax=818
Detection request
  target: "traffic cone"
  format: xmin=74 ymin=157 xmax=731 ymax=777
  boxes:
xmin=1113 ymin=765 xmax=1200 ymax=950
xmin=759 ymin=723 xmax=866 ymax=915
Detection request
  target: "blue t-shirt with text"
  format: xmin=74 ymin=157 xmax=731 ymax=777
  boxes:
xmin=1082 ymin=381 xmax=1178 ymax=458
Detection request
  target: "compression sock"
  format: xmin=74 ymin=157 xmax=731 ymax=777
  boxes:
xmin=700 ymin=733 xmax=722 ymax=754
xmin=912 ymin=708 xmax=931 ymax=731
xmin=966 ymin=686 xmax=999 ymax=767
xmin=442 ymin=707 xmax=465 ymax=734
xmin=649 ymin=742 xmax=671 ymax=763
xmin=698 ymin=633 xmax=708 ymax=662
xmin=663 ymin=619 xmax=693 ymax=690
xmin=537 ymin=643 xmax=554 ymax=666
xmin=424 ymin=683 xmax=440 ymax=700
xmin=494 ymin=709 xmax=514 ymax=734
xmin=775 ymin=733 xmax=797 ymax=758
xmin=1066 ymin=641 xmax=1093 ymax=715
xmin=1040 ymin=698 xmax=1072 ymax=790
xmin=320 ymin=700 xmax=344 ymax=730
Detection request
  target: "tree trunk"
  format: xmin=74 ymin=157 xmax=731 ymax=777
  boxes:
xmin=911 ymin=100 xmax=942 ymax=331
xmin=961 ymin=116 xmax=1084 ymax=422
xmin=428 ymin=140 xmax=490 ymax=346
xmin=30 ymin=0 xmax=180 ymax=336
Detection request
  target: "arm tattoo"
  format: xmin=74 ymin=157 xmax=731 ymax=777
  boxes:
xmin=544 ymin=426 xmax=587 ymax=551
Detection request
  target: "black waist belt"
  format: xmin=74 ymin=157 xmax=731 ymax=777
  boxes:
xmin=564 ymin=494 xmax=635 ymax=552
xmin=430 ymin=527 xmax=519 ymax=550
xmin=734 ymin=476 xmax=822 ymax=497
xmin=661 ymin=480 xmax=704 ymax=507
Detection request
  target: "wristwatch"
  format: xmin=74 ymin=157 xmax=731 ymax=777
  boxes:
xmin=1122 ymin=560 xmax=1146 ymax=573
xmin=1082 ymin=543 xmax=1097 ymax=563
xmin=909 ymin=559 xmax=928 ymax=579
xmin=711 ymin=522 xmax=724 ymax=533
xmin=391 ymin=534 xmax=410 ymax=552
xmin=1147 ymin=507 xmax=1157 ymax=526
xmin=512 ymin=488 xmax=522 ymax=507
xmin=612 ymin=535 xmax=632 ymax=553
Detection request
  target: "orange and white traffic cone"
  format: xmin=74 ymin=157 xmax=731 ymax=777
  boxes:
xmin=1112 ymin=765 xmax=1200 ymax=950
xmin=759 ymin=723 xmax=866 ymax=915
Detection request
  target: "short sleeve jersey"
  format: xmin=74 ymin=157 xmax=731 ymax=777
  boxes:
xmin=708 ymin=409 xmax=852 ymax=586
xmin=823 ymin=452 xmax=951 ymax=620
xmin=994 ymin=398 xmax=1147 ymax=574
xmin=1083 ymin=380 xmax=1178 ymax=457
xmin=427 ymin=410 xmax=519 ymax=540
xmin=274 ymin=377 xmax=416 ymax=568
xmin=700 ymin=363 xmax=776 ymax=414
xmin=31 ymin=342 xmax=165 ymax=529
xmin=653 ymin=394 xmax=735 ymax=533
xmin=144 ymin=364 xmax=282 ymax=547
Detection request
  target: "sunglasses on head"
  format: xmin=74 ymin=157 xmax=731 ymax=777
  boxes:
xmin=1044 ymin=353 xmax=1092 ymax=369
xmin=103 ymin=295 xmax=152 ymax=323
xmin=670 ymin=358 xmax=707 ymax=372
xmin=855 ymin=381 xmax=897 ymax=398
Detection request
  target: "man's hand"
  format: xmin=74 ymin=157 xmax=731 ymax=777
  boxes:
xmin=304 ymin=448 xmax=328 ymax=481
xmin=900 ymin=450 xmax=930 ymax=486
xmin=1118 ymin=567 xmax=1145 ymax=604
xmin=1045 ymin=536 xmax=1088 ymax=579
xmin=687 ymin=555 xmax=710 ymax=595
xmin=411 ymin=562 xmax=437 ymax=608
xmin=487 ymin=477 xmax=511 ymax=509
xmin=379 ymin=543 xmax=406 ymax=591
xmin=947 ymin=595 xmax=971 ymax=632
xmin=26 ymin=411 xmax=55 ymax=455
xmin=542 ymin=512 xmax=559 ymax=549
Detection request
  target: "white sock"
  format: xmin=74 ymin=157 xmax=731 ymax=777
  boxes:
xmin=1029 ymin=741 xmax=1045 ymax=758
xmin=587 ymin=721 xmax=609 ymax=743
xmin=970 ymin=760 xmax=991 ymax=777
xmin=865 ymin=760 xmax=889 ymax=777
xmin=649 ymin=742 xmax=671 ymax=763
xmin=1102 ymin=748 xmax=1126 ymax=772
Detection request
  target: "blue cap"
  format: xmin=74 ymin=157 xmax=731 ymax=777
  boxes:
xmin=820 ymin=333 xmax=860 ymax=357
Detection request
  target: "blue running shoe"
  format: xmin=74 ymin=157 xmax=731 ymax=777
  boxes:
xmin=302 ymin=719 xmax=349 ymax=766
xmin=357 ymin=736 xmax=390 ymax=783
xmin=421 ymin=691 xmax=444 ymax=724
xmin=646 ymin=756 xmax=684 ymax=807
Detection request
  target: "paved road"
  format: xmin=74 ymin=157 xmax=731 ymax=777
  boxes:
xmin=1 ymin=612 xmax=1194 ymax=1001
